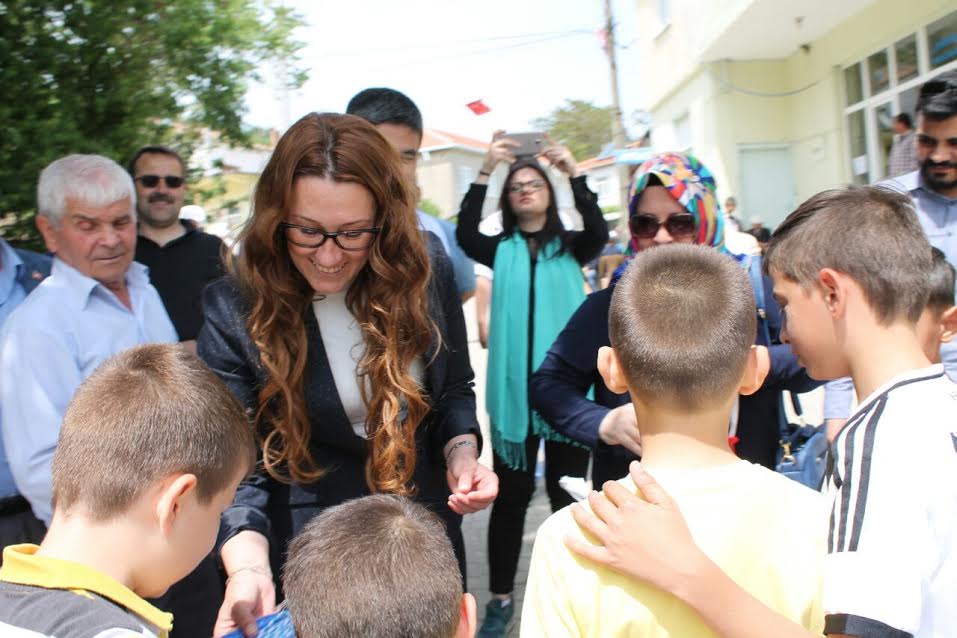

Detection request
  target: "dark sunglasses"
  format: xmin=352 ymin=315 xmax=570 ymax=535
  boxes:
xmin=135 ymin=174 xmax=185 ymax=188
xmin=630 ymin=212 xmax=697 ymax=239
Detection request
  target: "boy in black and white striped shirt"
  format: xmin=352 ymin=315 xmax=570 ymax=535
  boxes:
xmin=759 ymin=185 xmax=956 ymax=637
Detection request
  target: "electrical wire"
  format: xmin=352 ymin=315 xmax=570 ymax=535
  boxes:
xmin=711 ymin=64 xmax=825 ymax=98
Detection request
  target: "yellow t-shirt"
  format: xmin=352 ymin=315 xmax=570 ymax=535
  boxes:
xmin=521 ymin=460 xmax=828 ymax=637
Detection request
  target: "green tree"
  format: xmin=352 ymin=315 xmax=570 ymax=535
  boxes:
xmin=418 ymin=198 xmax=443 ymax=218
xmin=531 ymin=99 xmax=615 ymax=161
xmin=0 ymin=0 xmax=305 ymax=249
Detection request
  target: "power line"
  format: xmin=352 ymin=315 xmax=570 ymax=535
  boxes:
xmin=301 ymin=27 xmax=598 ymax=59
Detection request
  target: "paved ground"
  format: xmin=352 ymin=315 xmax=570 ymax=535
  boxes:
xmin=460 ymin=298 xmax=549 ymax=631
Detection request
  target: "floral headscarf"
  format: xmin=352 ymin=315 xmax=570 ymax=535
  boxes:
xmin=627 ymin=152 xmax=725 ymax=252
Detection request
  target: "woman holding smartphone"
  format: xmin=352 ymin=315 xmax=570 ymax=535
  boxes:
xmin=456 ymin=132 xmax=607 ymax=636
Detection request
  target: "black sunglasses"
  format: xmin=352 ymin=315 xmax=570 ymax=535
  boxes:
xmin=280 ymin=222 xmax=381 ymax=251
xmin=135 ymin=174 xmax=185 ymax=188
xmin=630 ymin=212 xmax=697 ymax=239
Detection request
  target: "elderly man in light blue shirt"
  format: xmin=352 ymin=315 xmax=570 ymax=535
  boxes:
xmin=0 ymin=154 xmax=177 ymax=525
xmin=824 ymin=71 xmax=957 ymax=434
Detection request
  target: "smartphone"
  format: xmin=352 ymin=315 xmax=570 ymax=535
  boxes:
xmin=503 ymin=131 xmax=546 ymax=158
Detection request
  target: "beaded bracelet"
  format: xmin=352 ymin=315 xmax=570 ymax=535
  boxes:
xmin=445 ymin=439 xmax=478 ymax=463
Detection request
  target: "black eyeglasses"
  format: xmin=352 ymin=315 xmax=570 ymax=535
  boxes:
xmin=280 ymin=222 xmax=381 ymax=251
xmin=630 ymin=212 xmax=697 ymax=239
xmin=135 ymin=174 xmax=185 ymax=188
xmin=508 ymin=179 xmax=546 ymax=193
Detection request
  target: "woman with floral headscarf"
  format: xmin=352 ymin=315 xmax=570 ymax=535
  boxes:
xmin=530 ymin=152 xmax=822 ymax=487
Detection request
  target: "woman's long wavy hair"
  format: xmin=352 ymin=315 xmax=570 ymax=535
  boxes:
xmin=233 ymin=112 xmax=434 ymax=495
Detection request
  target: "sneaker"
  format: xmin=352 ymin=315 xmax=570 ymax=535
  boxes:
xmin=478 ymin=598 xmax=515 ymax=637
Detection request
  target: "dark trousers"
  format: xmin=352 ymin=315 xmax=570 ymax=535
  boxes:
xmin=147 ymin=552 xmax=224 ymax=638
xmin=487 ymin=435 xmax=589 ymax=595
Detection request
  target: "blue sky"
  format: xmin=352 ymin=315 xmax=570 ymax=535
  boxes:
xmin=244 ymin=0 xmax=645 ymax=144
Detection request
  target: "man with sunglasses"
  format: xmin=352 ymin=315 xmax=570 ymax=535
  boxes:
xmin=130 ymin=145 xmax=225 ymax=347
xmin=824 ymin=70 xmax=957 ymax=433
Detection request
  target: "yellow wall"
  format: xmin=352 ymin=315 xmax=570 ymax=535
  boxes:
xmin=640 ymin=0 xmax=954 ymax=204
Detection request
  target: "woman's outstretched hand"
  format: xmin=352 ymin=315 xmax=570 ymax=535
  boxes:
xmin=564 ymin=461 xmax=707 ymax=596
xmin=446 ymin=441 xmax=498 ymax=514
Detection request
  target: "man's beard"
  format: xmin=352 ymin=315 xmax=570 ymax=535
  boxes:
xmin=921 ymin=159 xmax=957 ymax=192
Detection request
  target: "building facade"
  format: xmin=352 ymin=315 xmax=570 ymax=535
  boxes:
xmin=635 ymin=0 xmax=957 ymax=228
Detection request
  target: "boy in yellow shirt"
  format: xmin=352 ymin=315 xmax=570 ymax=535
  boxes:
xmin=0 ymin=344 xmax=255 ymax=637
xmin=566 ymin=186 xmax=957 ymax=637
xmin=521 ymin=243 xmax=827 ymax=637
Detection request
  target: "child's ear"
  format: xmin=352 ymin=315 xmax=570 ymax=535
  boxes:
xmin=456 ymin=592 xmax=477 ymax=638
xmin=156 ymin=473 xmax=198 ymax=537
xmin=817 ymin=268 xmax=847 ymax=318
xmin=739 ymin=345 xmax=770 ymax=396
xmin=939 ymin=306 xmax=957 ymax=344
xmin=598 ymin=346 xmax=629 ymax=394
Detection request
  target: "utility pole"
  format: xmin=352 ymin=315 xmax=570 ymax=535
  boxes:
xmin=603 ymin=0 xmax=631 ymax=219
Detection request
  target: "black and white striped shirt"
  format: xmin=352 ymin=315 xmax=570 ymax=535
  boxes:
xmin=823 ymin=365 xmax=957 ymax=637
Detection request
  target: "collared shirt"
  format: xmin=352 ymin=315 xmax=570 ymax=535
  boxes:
xmin=0 ymin=240 xmax=27 ymax=498
xmin=0 ymin=258 xmax=177 ymax=522
xmin=0 ymin=544 xmax=172 ymax=637
xmin=416 ymin=211 xmax=476 ymax=298
xmin=0 ymin=239 xmax=26 ymax=330
xmin=887 ymin=131 xmax=919 ymax=178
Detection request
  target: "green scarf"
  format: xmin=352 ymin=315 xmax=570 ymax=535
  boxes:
xmin=486 ymin=233 xmax=587 ymax=470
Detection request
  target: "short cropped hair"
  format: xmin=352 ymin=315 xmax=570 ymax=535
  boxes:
xmin=764 ymin=186 xmax=933 ymax=324
xmin=609 ymin=244 xmax=756 ymax=409
xmin=928 ymin=247 xmax=955 ymax=311
xmin=283 ymin=495 xmax=461 ymax=638
xmin=917 ymin=70 xmax=957 ymax=121
xmin=37 ymin=154 xmax=136 ymax=226
xmin=127 ymin=145 xmax=186 ymax=176
xmin=894 ymin=113 xmax=913 ymax=128
xmin=346 ymin=87 xmax=424 ymax=136
xmin=52 ymin=344 xmax=256 ymax=520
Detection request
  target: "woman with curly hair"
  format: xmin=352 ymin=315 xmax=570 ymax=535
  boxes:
xmin=199 ymin=112 xmax=497 ymax=636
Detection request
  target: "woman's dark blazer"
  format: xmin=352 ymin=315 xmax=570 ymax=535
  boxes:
xmin=197 ymin=234 xmax=480 ymax=578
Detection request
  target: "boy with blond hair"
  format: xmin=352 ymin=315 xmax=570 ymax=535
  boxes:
xmin=0 ymin=344 xmax=256 ymax=637
xmin=565 ymin=185 xmax=957 ymax=638
xmin=521 ymin=243 xmax=827 ymax=637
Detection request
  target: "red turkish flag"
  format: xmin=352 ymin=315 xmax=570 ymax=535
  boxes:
xmin=466 ymin=99 xmax=491 ymax=115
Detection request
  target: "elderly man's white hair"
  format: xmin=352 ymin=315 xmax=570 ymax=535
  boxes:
xmin=37 ymin=154 xmax=136 ymax=226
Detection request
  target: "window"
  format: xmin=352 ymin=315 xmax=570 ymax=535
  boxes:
xmin=657 ymin=0 xmax=671 ymax=27
xmin=875 ymin=102 xmax=895 ymax=178
xmin=868 ymin=50 xmax=890 ymax=94
xmin=928 ymin=9 xmax=957 ymax=69
xmin=674 ymin=113 xmax=692 ymax=152
xmin=844 ymin=64 xmax=863 ymax=105
xmin=457 ymin=166 xmax=474 ymax=196
xmin=848 ymin=110 xmax=868 ymax=185
xmin=842 ymin=10 xmax=957 ymax=184
xmin=895 ymin=35 xmax=919 ymax=83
